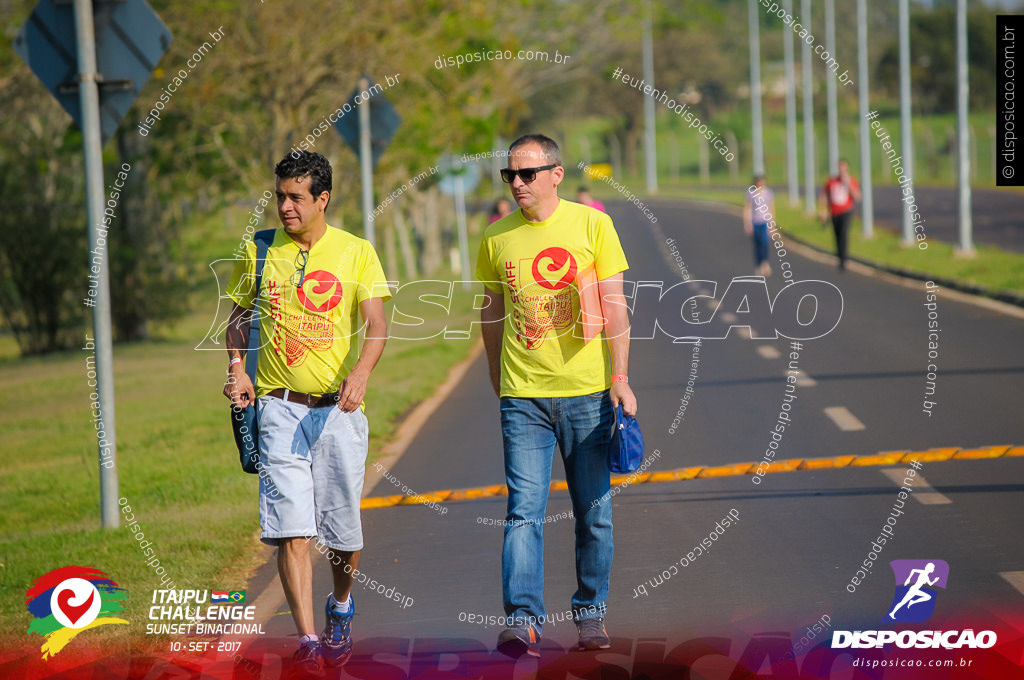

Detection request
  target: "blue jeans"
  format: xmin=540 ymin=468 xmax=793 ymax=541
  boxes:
xmin=752 ymin=222 xmax=770 ymax=266
xmin=499 ymin=391 xmax=614 ymax=634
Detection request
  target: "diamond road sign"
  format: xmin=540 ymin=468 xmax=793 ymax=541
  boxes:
xmin=334 ymin=73 xmax=401 ymax=169
xmin=14 ymin=0 xmax=171 ymax=146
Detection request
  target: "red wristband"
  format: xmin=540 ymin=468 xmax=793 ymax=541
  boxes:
xmin=611 ymin=374 xmax=628 ymax=383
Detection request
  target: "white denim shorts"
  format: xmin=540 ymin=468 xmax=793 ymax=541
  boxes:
xmin=256 ymin=395 xmax=368 ymax=551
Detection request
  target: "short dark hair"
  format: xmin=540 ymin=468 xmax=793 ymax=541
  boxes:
xmin=275 ymin=151 xmax=332 ymax=201
xmin=508 ymin=134 xmax=562 ymax=166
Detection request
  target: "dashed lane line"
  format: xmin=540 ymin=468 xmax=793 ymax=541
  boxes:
xmin=795 ymin=371 xmax=817 ymax=387
xmin=880 ymin=468 xmax=953 ymax=504
xmin=999 ymin=572 xmax=1024 ymax=597
xmin=824 ymin=406 xmax=866 ymax=431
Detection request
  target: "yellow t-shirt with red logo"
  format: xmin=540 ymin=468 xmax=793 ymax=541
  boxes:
xmin=475 ymin=199 xmax=629 ymax=398
xmin=228 ymin=226 xmax=391 ymax=398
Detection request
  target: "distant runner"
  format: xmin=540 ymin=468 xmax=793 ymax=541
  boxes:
xmin=819 ymin=159 xmax=862 ymax=270
xmin=743 ymin=175 xmax=775 ymax=277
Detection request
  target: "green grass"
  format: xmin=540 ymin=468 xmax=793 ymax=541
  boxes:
xmin=562 ymin=110 xmax=1010 ymax=189
xmin=773 ymin=202 xmax=1024 ymax=296
xmin=0 ymin=217 xmax=484 ymax=649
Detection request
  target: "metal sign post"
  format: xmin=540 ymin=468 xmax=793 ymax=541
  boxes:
xmin=74 ymin=0 xmax=118 ymax=528
xmin=17 ymin=0 xmax=170 ymax=528
xmin=359 ymin=77 xmax=375 ymax=245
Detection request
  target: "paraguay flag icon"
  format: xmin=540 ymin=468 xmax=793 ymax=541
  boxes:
xmin=211 ymin=591 xmax=230 ymax=603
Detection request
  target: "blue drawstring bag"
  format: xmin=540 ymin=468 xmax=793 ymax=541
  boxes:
xmin=608 ymin=404 xmax=645 ymax=474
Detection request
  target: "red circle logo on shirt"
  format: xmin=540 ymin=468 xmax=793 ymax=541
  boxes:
xmin=297 ymin=270 xmax=343 ymax=313
xmin=531 ymin=248 xmax=577 ymax=290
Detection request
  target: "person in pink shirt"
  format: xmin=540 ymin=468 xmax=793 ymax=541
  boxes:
xmin=488 ymin=198 xmax=513 ymax=225
xmin=576 ymin=187 xmax=606 ymax=213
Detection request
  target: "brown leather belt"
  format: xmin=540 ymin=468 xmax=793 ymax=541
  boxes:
xmin=267 ymin=388 xmax=340 ymax=408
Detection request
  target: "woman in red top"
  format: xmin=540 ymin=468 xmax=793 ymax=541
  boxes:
xmin=818 ymin=159 xmax=862 ymax=270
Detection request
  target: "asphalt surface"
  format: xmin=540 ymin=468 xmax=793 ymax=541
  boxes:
xmin=869 ymin=186 xmax=1024 ymax=254
xmin=246 ymin=197 xmax=1024 ymax=675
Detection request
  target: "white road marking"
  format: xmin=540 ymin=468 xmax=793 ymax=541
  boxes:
xmin=880 ymin=468 xmax=953 ymax=505
xmin=795 ymin=371 xmax=817 ymax=387
xmin=823 ymin=406 xmax=866 ymax=431
xmin=756 ymin=345 xmax=781 ymax=359
xmin=999 ymin=572 xmax=1024 ymax=596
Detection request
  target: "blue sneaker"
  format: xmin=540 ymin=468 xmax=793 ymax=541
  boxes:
xmin=320 ymin=594 xmax=354 ymax=667
xmin=290 ymin=638 xmax=324 ymax=677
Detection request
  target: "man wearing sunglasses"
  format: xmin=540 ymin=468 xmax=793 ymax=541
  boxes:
xmin=223 ymin=151 xmax=391 ymax=673
xmin=476 ymin=134 xmax=637 ymax=657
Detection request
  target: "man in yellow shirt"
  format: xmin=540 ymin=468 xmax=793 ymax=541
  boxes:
xmin=223 ymin=151 xmax=390 ymax=673
xmin=476 ymin=134 xmax=637 ymax=656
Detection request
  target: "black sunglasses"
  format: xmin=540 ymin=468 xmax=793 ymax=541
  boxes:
xmin=500 ymin=164 xmax=557 ymax=184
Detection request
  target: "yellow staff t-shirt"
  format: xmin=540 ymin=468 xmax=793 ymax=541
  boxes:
xmin=475 ymin=199 xmax=629 ymax=398
xmin=228 ymin=226 xmax=391 ymax=397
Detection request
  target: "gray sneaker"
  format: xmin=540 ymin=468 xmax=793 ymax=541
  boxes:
xmin=575 ymin=617 xmax=611 ymax=650
xmin=496 ymin=625 xmax=541 ymax=658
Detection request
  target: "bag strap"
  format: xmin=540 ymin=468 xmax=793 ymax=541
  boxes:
xmin=610 ymin=402 xmax=623 ymax=439
xmin=245 ymin=229 xmax=275 ymax=391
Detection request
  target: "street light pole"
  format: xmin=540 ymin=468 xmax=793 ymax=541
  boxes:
xmin=801 ymin=0 xmax=816 ymax=214
xmin=857 ymin=0 xmax=874 ymax=238
xmin=783 ymin=0 xmax=799 ymax=205
xmin=749 ymin=0 xmax=765 ymax=177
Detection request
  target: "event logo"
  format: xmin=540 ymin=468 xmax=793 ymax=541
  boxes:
xmin=25 ymin=566 xmax=128 ymax=659
xmin=885 ymin=559 xmax=949 ymax=623
xmin=296 ymin=270 xmax=343 ymax=313
xmin=531 ymin=247 xmax=576 ymax=290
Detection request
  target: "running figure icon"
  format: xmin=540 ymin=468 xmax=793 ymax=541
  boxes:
xmin=887 ymin=562 xmax=939 ymax=620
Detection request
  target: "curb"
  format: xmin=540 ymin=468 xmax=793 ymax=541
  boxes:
xmin=780 ymin=229 xmax=1024 ymax=310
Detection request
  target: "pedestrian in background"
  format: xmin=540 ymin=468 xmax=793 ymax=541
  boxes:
xmin=576 ymin=186 xmax=606 ymax=213
xmin=819 ymin=159 xmax=862 ymax=270
xmin=488 ymin=197 xmax=513 ymax=224
xmin=743 ymin=175 xmax=774 ymax=277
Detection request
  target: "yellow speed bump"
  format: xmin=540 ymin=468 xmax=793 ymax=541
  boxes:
xmin=361 ymin=445 xmax=1020 ymax=510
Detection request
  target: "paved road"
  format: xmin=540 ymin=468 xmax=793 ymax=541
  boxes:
xmin=245 ymin=197 xmax=1024 ymax=678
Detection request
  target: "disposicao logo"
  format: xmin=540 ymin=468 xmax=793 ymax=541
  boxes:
xmin=25 ymin=566 xmax=128 ymax=659
xmin=832 ymin=559 xmax=997 ymax=650
xmin=885 ymin=559 xmax=948 ymax=623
